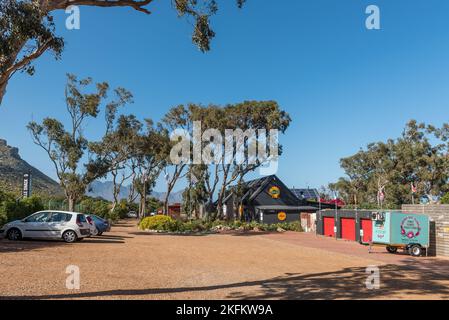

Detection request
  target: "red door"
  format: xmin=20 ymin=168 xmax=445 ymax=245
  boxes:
xmin=323 ymin=217 xmax=335 ymax=237
xmin=341 ymin=218 xmax=356 ymax=241
xmin=361 ymin=219 xmax=373 ymax=243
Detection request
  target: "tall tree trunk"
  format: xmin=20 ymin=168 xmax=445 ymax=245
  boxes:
xmin=68 ymin=195 xmax=76 ymax=212
xmin=111 ymin=171 xmax=119 ymax=213
xmin=215 ymin=164 xmax=232 ymax=220
xmin=164 ymin=191 xmax=170 ymax=216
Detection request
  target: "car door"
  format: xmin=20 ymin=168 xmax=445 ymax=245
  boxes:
xmin=23 ymin=212 xmax=51 ymax=238
xmin=48 ymin=212 xmax=72 ymax=238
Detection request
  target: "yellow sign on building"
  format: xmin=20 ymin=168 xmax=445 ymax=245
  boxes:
xmin=278 ymin=212 xmax=287 ymax=221
xmin=269 ymin=186 xmax=281 ymax=199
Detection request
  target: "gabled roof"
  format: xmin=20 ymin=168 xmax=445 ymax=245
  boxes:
xmin=224 ymin=175 xmax=302 ymax=206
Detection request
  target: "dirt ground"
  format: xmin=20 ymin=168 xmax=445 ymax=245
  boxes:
xmin=1 ymin=219 xmax=449 ymax=300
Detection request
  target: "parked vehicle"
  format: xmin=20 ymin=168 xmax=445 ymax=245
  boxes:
xmin=86 ymin=214 xmax=111 ymax=236
xmin=371 ymin=211 xmax=430 ymax=257
xmin=0 ymin=211 xmax=91 ymax=243
xmin=86 ymin=215 xmax=98 ymax=236
xmin=127 ymin=211 xmax=138 ymax=218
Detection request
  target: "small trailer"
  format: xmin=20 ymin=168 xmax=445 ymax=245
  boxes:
xmin=370 ymin=211 xmax=430 ymax=257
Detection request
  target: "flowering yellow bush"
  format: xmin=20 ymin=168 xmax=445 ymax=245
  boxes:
xmin=139 ymin=215 xmax=176 ymax=231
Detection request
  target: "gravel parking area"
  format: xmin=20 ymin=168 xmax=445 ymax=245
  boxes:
xmin=1 ymin=220 xmax=449 ymax=300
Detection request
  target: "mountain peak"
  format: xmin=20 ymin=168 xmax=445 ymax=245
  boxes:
xmin=0 ymin=139 xmax=20 ymax=159
xmin=0 ymin=138 xmax=63 ymax=196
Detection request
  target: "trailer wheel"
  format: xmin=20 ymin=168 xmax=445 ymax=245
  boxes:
xmin=409 ymin=245 xmax=423 ymax=257
xmin=386 ymin=246 xmax=398 ymax=254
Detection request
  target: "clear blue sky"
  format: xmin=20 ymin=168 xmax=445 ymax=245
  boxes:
xmin=2 ymin=0 xmax=449 ymax=192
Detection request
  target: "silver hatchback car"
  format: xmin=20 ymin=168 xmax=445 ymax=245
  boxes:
xmin=0 ymin=210 xmax=91 ymax=243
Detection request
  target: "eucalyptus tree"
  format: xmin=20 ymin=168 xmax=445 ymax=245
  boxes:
xmin=182 ymin=164 xmax=208 ymax=219
xmin=134 ymin=119 xmax=169 ymax=217
xmin=0 ymin=0 xmax=246 ymax=105
xmin=161 ymin=104 xmax=192 ymax=214
xmin=89 ymin=114 xmax=142 ymax=213
xmin=333 ymin=120 xmax=449 ymax=207
xmin=27 ymin=74 xmax=132 ymax=211
xmin=165 ymin=101 xmax=291 ymax=219
xmin=215 ymin=101 xmax=291 ymax=218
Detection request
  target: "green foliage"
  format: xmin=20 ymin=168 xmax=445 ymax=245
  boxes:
xmin=0 ymin=212 xmax=6 ymax=227
xmin=0 ymin=0 xmax=246 ymax=106
xmin=139 ymin=215 xmax=177 ymax=231
xmin=0 ymin=190 xmax=14 ymax=203
xmin=0 ymin=195 xmax=44 ymax=222
xmin=166 ymin=101 xmax=292 ymax=219
xmin=138 ymin=216 xmax=303 ymax=233
xmin=332 ymin=120 xmax=449 ymax=207
xmin=78 ymin=197 xmax=113 ymax=220
xmin=27 ymin=74 xmax=133 ymax=211
xmin=0 ymin=0 xmax=64 ymax=77
xmin=440 ymin=193 xmax=449 ymax=204
xmin=112 ymin=199 xmax=142 ymax=219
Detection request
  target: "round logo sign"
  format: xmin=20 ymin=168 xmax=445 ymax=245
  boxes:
xmin=400 ymin=216 xmax=421 ymax=239
xmin=278 ymin=212 xmax=287 ymax=221
xmin=269 ymin=186 xmax=281 ymax=199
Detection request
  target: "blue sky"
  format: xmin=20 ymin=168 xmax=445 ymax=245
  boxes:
xmin=2 ymin=0 xmax=449 ymax=192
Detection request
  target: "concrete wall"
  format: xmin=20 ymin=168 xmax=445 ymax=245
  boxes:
xmin=402 ymin=205 xmax=449 ymax=257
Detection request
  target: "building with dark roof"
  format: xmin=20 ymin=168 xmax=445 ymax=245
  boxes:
xmin=291 ymin=188 xmax=320 ymax=201
xmin=223 ymin=175 xmax=319 ymax=224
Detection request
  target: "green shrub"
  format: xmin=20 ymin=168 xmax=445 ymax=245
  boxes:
xmin=139 ymin=215 xmax=176 ymax=231
xmin=138 ymin=216 xmax=304 ymax=234
xmin=0 ymin=196 xmax=45 ymax=222
xmin=79 ymin=197 xmax=111 ymax=219
xmin=0 ymin=212 xmax=7 ymax=227
xmin=0 ymin=190 xmax=14 ymax=203
xmin=441 ymin=192 xmax=449 ymax=204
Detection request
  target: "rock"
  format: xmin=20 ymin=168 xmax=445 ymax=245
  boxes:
xmin=211 ymin=225 xmax=231 ymax=232
xmin=253 ymin=227 xmax=262 ymax=232
xmin=0 ymin=138 xmax=62 ymax=195
xmin=277 ymin=227 xmax=286 ymax=233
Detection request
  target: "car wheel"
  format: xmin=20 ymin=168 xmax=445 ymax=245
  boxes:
xmin=7 ymin=228 xmax=22 ymax=241
xmin=62 ymin=230 xmax=78 ymax=243
xmin=386 ymin=246 xmax=398 ymax=254
xmin=97 ymin=232 xmax=103 ymax=236
xmin=91 ymin=228 xmax=99 ymax=236
xmin=409 ymin=245 xmax=423 ymax=257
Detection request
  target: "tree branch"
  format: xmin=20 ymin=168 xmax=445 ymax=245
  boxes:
xmin=47 ymin=0 xmax=154 ymax=14
xmin=2 ymin=39 xmax=53 ymax=85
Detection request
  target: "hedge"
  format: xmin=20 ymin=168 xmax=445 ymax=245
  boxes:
xmin=139 ymin=216 xmax=303 ymax=233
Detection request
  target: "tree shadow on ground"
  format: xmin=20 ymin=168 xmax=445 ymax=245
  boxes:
xmin=0 ymin=236 xmax=126 ymax=253
xmin=97 ymin=234 xmax=134 ymax=239
xmin=0 ymin=239 xmax=64 ymax=254
xmin=3 ymin=260 xmax=449 ymax=300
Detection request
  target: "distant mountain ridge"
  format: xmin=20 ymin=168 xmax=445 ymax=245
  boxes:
xmin=0 ymin=139 xmax=183 ymax=202
xmin=87 ymin=180 xmax=184 ymax=204
xmin=0 ymin=139 xmax=63 ymax=195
